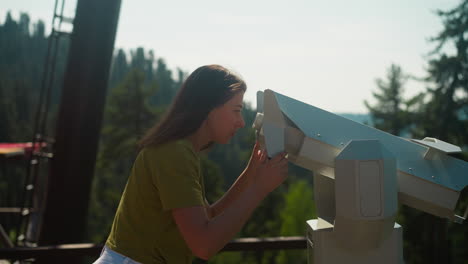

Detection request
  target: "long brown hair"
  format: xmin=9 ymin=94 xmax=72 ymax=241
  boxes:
xmin=138 ymin=64 xmax=246 ymax=149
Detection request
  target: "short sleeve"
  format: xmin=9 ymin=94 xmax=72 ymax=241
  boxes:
xmin=145 ymin=141 xmax=204 ymax=210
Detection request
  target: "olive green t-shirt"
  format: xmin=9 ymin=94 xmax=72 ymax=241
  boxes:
xmin=106 ymin=139 xmax=205 ymax=264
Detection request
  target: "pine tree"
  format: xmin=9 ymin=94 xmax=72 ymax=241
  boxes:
xmin=417 ymin=0 xmax=468 ymax=147
xmin=108 ymin=49 xmax=129 ymax=89
xmin=364 ymin=64 xmax=421 ymax=136
xmin=411 ymin=1 xmax=468 ymax=263
xmin=87 ymin=69 xmax=160 ymax=242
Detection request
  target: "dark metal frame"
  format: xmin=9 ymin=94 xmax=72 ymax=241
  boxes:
xmin=0 ymin=236 xmax=307 ymax=260
xmin=15 ymin=0 xmax=72 ymax=247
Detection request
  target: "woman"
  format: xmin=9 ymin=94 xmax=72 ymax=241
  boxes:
xmin=93 ymin=65 xmax=288 ymax=264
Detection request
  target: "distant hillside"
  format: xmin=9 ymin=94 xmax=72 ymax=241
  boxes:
xmin=336 ymin=113 xmax=372 ymax=126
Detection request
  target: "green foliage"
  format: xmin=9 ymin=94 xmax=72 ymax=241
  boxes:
xmin=108 ymin=49 xmax=129 ymax=89
xmin=406 ymin=2 xmax=468 ymax=263
xmin=364 ymin=64 xmax=422 ymax=136
xmin=275 ymin=180 xmax=315 ymax=264
xmin=279 ymin=180 xmax=316 ymax=236
xmin=414 ymin=0 xmax=468 ymax=147
xmin=87 ymin=68 xmax=160 ymax=242
xmin=0 ymin=12 xmax=48 ymax=141
xmin=0 ymin=12 xmax=58 ymax=239
xmin=200 ymin=156 xmax=225 ymax=203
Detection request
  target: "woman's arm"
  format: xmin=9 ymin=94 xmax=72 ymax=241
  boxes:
xmin=172 ymin=149 xmax=288 ymax=260
xmin=206 ymin=142 xmax=264 ymax=218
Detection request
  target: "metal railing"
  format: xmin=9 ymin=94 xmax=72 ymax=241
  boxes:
xmin=0 ymin=236 xmax=307 ymax=260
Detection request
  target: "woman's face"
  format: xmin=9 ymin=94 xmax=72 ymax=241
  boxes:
xmin=206 ymin=91 xmax=246 ymax=144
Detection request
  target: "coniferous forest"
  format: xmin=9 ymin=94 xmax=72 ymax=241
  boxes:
xmin=1 ymin=1 xmax=468 ymax=263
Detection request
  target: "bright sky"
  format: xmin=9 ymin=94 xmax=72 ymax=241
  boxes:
xmin=1 ymin=0 xmax=460 ymax=113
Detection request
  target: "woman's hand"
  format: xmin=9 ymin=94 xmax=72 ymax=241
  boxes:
xmin=244 ymin=141 xmax=266 ymax=176
xmin=245 ymin=141 xmax=288 ymax=196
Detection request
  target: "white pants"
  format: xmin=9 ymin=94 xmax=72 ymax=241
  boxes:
xmin=93 ymin=246 xmax=142 ymax=264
